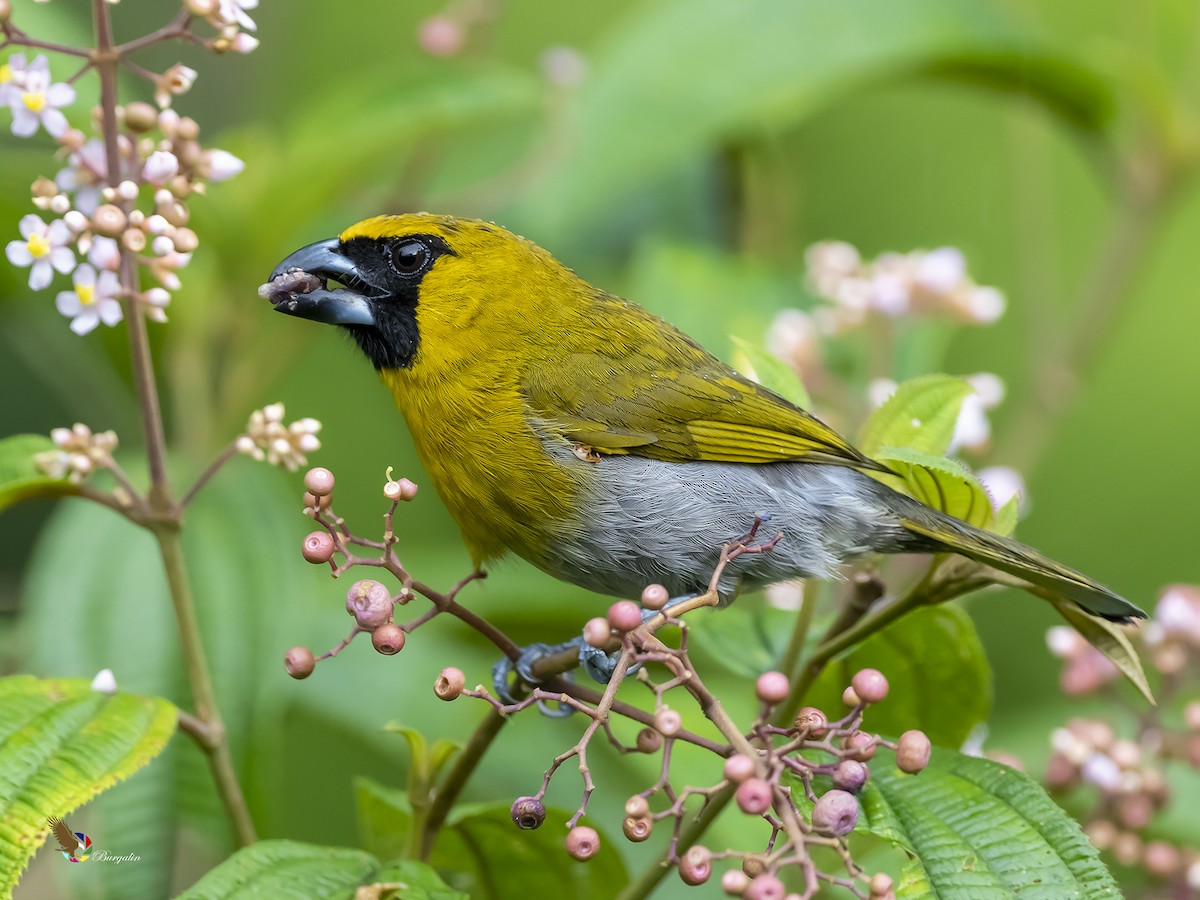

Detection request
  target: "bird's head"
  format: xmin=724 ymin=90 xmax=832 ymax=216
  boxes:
xmin=264 ymin=213 xmax=578 ymax=371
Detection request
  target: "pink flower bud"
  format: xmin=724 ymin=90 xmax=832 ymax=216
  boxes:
xmin=755 ymin=671 xmax=789 ymax=704
xmin=735 ymin=778 xmax=772 ymax=815
xmin=851 ymin=668 xmax=889 ymax=704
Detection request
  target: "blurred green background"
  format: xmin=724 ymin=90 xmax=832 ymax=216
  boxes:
xmin=2 ymin=0 xmax=1199 ymax=896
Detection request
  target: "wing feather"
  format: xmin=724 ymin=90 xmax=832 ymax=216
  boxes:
xmin=525 ymin=292 xmax=887 ymax=472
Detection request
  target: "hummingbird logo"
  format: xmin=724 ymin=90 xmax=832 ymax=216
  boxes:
xmin=47 ymin=817 xmax=92 ymax=863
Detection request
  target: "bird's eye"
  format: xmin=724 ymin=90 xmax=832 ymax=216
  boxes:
xmin=389 ymin=239 xmax=430 ymax=276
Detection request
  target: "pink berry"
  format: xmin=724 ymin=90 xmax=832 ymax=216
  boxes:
xmin=755 ymin=671 xmax=790 ymax=704
xmin=301 ymin=530 xmax=335 ymax=564
xmin=679 ymin=845 xmax=712 ymax=885
xmin=583 ymin=616 xmax=611 ymax=649
xmin=843 ymin=731 xmax=877 ymax=761
xmin=608 ymin=600 xmax=642 ymax=632
xmin=346 ymin=579 xmax=394 ymax=629
xmin=745 ymin=874 xmax=785 ymax=900
xmin=303 ymin=466 xmax=334 ymax=497
xmin=842 ymin=686 xmax=862 ymax=707
xmin=417 ymin=15 xmax=464 ymax=56
xmin=641 ymin=583 xmax=670 ymax=609
xmin=735 ymin=777 xmax=772 ymax=815
xmin=851 ymin=668 xmax=889 ymax=704
xmin=793 ymin=707 xmax=828 ymax=738
xmin=622 ymin=815 xmax=652 ymax=842
xmin=510 ymin=795 xmax=546 ymax=830
xmin=371 ymin=624 xmax=405 ymax=655
xmin=721 ymin=870 xmax=750 ymax=895
xmin=625 ymin=795 xmax=650 ymax=818
xmin=655 ymin=708 xmax=682 ymax=737
xmin=636 ymin=728 xmax=662 ymax=754
xmin=811 ymin=789 xmax=859 ymax=836
xmin=723 ymin=753 xmax=757 ymax=783
xmin=896 ymin=730 xmax=931 ymax=773
xmin=284 ymin=646 xmax=315 ymax=679
xmin=565 ymin=825 xmax=599 ymax=861
xmin=434 ymin=667 xmax=465 ymax=700
xmin=832 ymin=759 xmax=869 ymax=793
xmin=869 ymin=873 xmax=895 ymax=897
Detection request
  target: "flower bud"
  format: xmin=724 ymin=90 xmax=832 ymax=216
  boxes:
xmin=832 ymin=759 xmax=869 ymax=793
xmin=371 ymin=623 xmax=406 ymax=656
xmin=741 ymin=854 xmax=767 ymax=878
xmin=678 ymin=845 xmax=711 ymax=885
xmin=418 ymin=15 xmax=464 ymax=56
xmin=842 ymin=686 xmax=862 ymax=707
xmin=122 ymin=228 xmax=147 ymax=253
xmin=735 ymin=777 xmax=772 ymax=815
xmin=1143 ymin=840 xmax=1181 ymax=877
xmin=624 ymin=795 xmax=650 ymax=818
xmin=622 ymin=815 xmax=652 ymax=842
xmin=434 ymin=667 xmax=465 ymax=700
xmin=383 ymin=475 xmax=419 ymax=501
xmin=172 ymin=226 xmax=199 ymax=252
xmin=304 ymin=466 xmax=335 ymax=497
xmin=565 ymin=825 xmax=599 ymax=861
xmin=723 ymin=753 xmax=756 ymax=783
xmin=303 ymin=490 xmax=331 ymax=511
xmin=811 ymin=789 xmax=859 ymax=836
xmin=843 ymin=731 xmax=877 ymax=762
xmin=793 ymin=707 xmax=828 ymax=738
xmin=607 ymin=599 xmax=642 ymax=632
xmin=509 ymin=795 xmax=546 ymax=830
xmin=655 ymin=708 xmax=682 ymax=737
xmin=721 ymin=870 xmax=750 ymax=895
xmin=896 ymin=730 xmax=932 ymax=773
xmin=582 ymin=617 xmax=611 ymax=649
xmin=636 ymin=727 xmax=662 ymax=754
xmin=284 ymin=646 xmax=315 ymax=679
xmin=851 ymin=668 xmax=889 ymax=704
xmin=346 ymin=579 xmax=394 ymax=629
xmin=755 ymin=671 xmax=789 ymax=704
xmin=92 ymin=204 xmax=128 ymax=236
xmin=0 ymin=0 xmax=11 ymax=22
xmin=301 ymin=531 xmax=335 ymax=564
xmin=185 ymin=0 xmax=217 ymax=15
xmin=641 ymin=583 xmax=669 ymax=610
xmin=745 ymin=874 xmax=785 ymax=900
xmin=124 ymin=101 xmax=158 ymax=132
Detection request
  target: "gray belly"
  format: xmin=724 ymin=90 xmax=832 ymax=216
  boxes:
xmin=533 ymin=445 xmax=909 ymax=603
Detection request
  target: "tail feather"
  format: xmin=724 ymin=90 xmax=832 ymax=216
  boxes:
xmin=900 ymin=513 xmax=1145 ymax=624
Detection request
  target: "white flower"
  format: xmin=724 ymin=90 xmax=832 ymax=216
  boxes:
xmin=6 ymin=214 xmax=75 ymax=289
xmin=55 ymin=264 xmax=122 ymax=334
xmin=55 ymin=138 xmax=110 ymax=214
xmin=238 ymin=403 xmax=322 ymax=471
xmin=5 ymin=54 xmax=75 ymax=138
xmin=0 ymin=53 xmax=28 ymax=107
xmin=230 ymin=32 xmax=259 ymax=54
xmin=1045 ymin=626 xmax=1080 ymax=658
xmin=949 ymin=393 xmax=990 ymax=453
xmin=215 ymin=0 xmax=257 ymax=31
xmin=978 ymin=466 xmax=1026 ymax=513
xmin=867 ymin=378 xmax=897 ymax=409
xmin=142 ymin=149 xmax=179 ymax=184
xmin=91 ymin=668 xmax=118 ymax=693
xmin=964 ymin=285 xmax=1006 ymax=323
xmin=202 ymin=148 xmax=244 ymax=182
xmin=155 ymin=64 xmax=198 ymax=108
xmin=540 ymin=46 xmax=587 ymax=87
xmin=914 ymin=247 xmax=966 ymax=293
xmin=87 ymin=235 xmax=121 ymax=271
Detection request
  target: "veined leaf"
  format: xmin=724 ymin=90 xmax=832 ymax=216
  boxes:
xmin=0 ymin=675 xmax=176 ymax=896
xmin=1047 ymin=597 xmax=1153 ymax=705
xmin=876 ymin=446 xmax=995 ymax=530
xmin=176 ymin=840 xmax=377 ymax=899
xmin=860 ymin=748 xmax=1121 ymax=898
xmin=858 ymin=374 xmax=972 ymax=458
xmin=806 ymin=605 xmax=990 ymax=747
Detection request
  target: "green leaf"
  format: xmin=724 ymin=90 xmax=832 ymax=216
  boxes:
xmin=731 ymin=336 xmax=812 ymax=408
xmin=0 ymin=675 xmax=176 ymax=896
xmin=687 ymin=599 xmax=809 ymax=679
xmin=876 ymin=446 xmax=994 ymax=530
xmin=858 ymin=374 xmax=972 ymax=458
xmin=373 ymin=860 xmax=468 ymax=900
xmin=807 ymin=605 xmax=991 ymax=747
xmin=860 ymin=748 xmax=1121 ymax=898
xmin=176 ymin=840 xmax=378 ymax=900
xmin=354 ymin=779 xmax=628 ymax=899
xmin=511 ymin=0 xmax=1114 ymax=236
xmin=0 ymin=434 xmax=77 ymax=511
xmin=1047 ymin=598 xmax=1154 ymax=705
xmin=993 ymin=495 xmax=1019 ymax=537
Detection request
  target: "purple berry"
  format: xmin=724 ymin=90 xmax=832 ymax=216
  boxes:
xmin=811 ymin=789 xmax=859 ymax=836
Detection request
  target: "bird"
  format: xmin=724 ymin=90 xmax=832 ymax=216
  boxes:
xmin=48 ymin=816 xmax=82 ymax=857
xmin=263 ymin=213 xmax=1144 ymax=643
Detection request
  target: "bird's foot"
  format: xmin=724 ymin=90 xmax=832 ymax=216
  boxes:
xmin=728 ymin=512 xmax=783 ymax=554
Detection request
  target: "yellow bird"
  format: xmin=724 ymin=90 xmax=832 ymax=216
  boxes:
xmin=264 ymin=213 xmax=1143 ymax=638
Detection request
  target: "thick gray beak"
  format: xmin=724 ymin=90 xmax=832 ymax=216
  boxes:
xmin=265 ymin=237 xmax=376 ymax=327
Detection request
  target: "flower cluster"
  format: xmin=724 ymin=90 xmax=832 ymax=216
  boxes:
xmin=235 ymin=403 xmax=322 ymax=472
xmin=1 ymin=3 xmax=253 ymax=334
xmin=33 ymin=423 xmax=118 ymax=484
xmin=1041 ymin=583 xmax=1200 ymax=890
